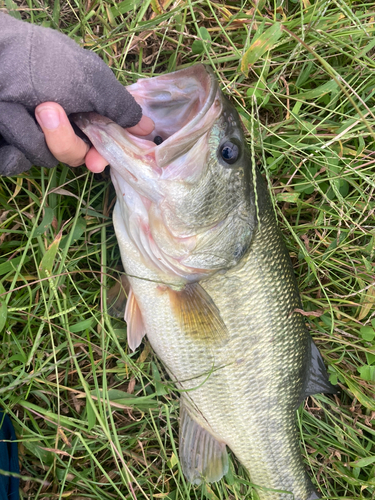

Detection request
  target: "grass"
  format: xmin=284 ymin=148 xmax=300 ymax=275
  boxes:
xmin=0 ymin=0 xmax=374 ymax=498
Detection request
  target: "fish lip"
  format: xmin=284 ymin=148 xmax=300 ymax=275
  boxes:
xmin=71 ymin=112 xmax=112 ymax=131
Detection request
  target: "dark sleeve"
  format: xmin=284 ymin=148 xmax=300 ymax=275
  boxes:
xmin=0 ymin=13 xmax=142 ymax=175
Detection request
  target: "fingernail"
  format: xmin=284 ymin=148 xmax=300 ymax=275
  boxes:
xmin=36 ymin=106 xmax=61 ymax=130
xmin=127 ymin=115 xmax=155 ymax=136
xmin=139 ymin=115 xmax=155 ymax=134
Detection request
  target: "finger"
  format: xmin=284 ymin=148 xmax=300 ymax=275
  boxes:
xmin=85 ymin=147 xmax=109 ymax=173
xmin=84 ymin=115 xmax=154 ymax=172
xmin=35 ymin=102 xmax=91 ymax=167
xmin=0 ymin=101 xmax=57 ymax=169
xmin=127 ymin=115 xmax=154 ymax=136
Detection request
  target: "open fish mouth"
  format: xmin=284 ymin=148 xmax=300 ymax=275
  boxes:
xmin=73 ymin=65 xmax=221 ymax=174
xmin=127 ymin=64 xmax=218 ymax=144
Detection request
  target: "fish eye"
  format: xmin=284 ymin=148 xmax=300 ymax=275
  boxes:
xmin=220 ymin=140 xmax=240 ymax=165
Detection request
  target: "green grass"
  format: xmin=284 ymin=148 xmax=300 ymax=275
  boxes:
xmin=0 ymin=0 xmax=374 ymax=498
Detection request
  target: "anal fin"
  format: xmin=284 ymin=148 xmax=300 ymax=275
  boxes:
xmin=179 ymin=401 xmax=228 ymax=485
xmin=298 ymin=338 xmax=337 ymax=407
xmin=124 ymin=288 xmax=146 ymax=351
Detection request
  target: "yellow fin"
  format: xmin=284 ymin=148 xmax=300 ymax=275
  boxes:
xmin=167 ymin=283 xmax=228 ymax=344
xmin=179 ymin=400 xmax=228 ymax=485
xmin=124 ymin=288 xmax=146 ymax=351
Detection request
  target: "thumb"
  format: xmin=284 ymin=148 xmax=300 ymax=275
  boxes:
xmin=35 ymin=102 xmax=92 ymax=167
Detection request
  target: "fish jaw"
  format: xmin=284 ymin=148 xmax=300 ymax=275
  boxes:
xmin=72 ymin=112 xmax=164 ymax=204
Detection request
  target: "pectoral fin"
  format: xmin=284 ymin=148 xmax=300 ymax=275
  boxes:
xmin=124 ymin=288 xmax=146 ymax=351
xmin=179 ymin=401 xmax=228 ymax=485
xmin=298 ymin=338 xmax=337 ymax=406
xmin=167 ymin=283 xmax=228 ymax=344
xmin=107 ymin=275 xmax=130 ymax=318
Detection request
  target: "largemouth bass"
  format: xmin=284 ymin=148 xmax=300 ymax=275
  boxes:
xmin=74 ymin=65 xmax=335 ymax=500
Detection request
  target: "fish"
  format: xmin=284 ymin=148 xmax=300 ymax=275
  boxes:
xmin=73 ymin=64 xmax=336 ymax=500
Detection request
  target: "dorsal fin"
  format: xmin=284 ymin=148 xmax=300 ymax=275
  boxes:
xmin=297 ymin=338 xmax=337 ymax=407
xmin=166 ymin=283 xmax=228 ymax=345
xmin=124 ymin=288 xmax=146 ymax=351
xmin=179 ymin=400 xmax=228 ymax=485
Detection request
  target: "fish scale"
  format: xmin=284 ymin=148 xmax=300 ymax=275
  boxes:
xmin=193 ymin=218 xmax=310 ymax=497
xmin=74 ymin=64 xmax=335 ymax=500
xmin=111 ymin=183 xmax=318 ymax=500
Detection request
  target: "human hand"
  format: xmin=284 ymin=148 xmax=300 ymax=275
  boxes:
xmin=0 ymin=13 xmax=153 ymax=176
xmin=35 ymin=103 xmax=154 ymax=173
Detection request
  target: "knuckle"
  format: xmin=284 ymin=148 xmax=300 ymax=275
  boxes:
xmin=50 ymin=136 xmax=89 ymax=166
